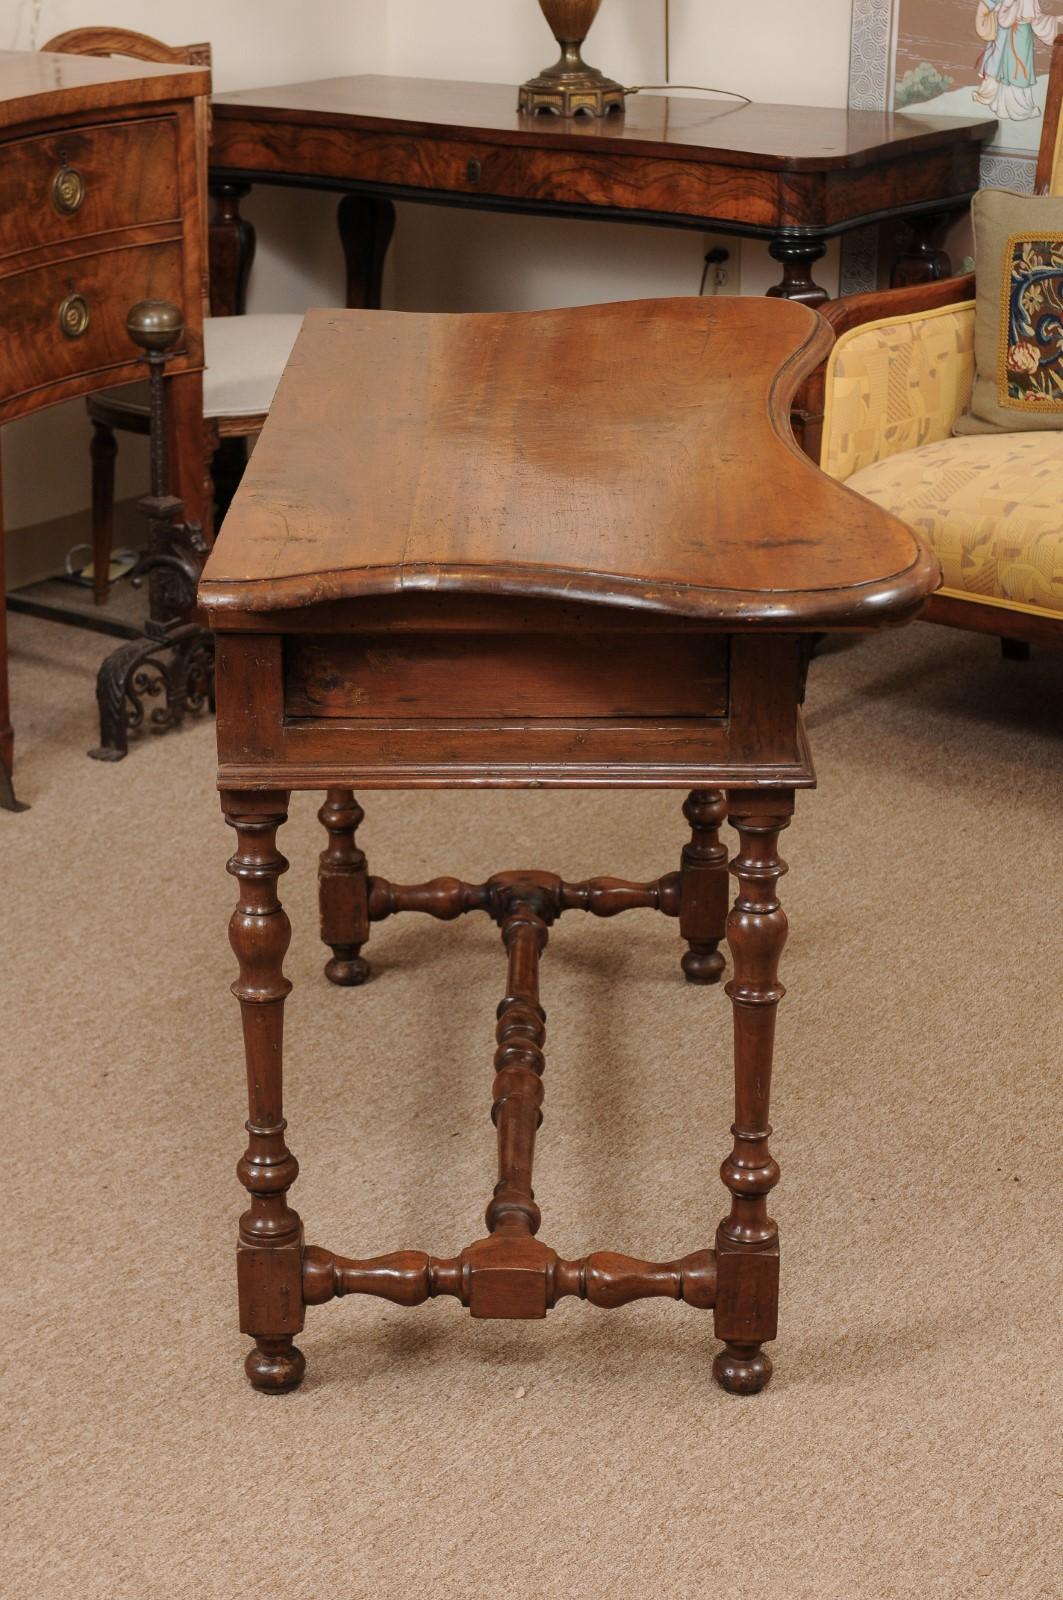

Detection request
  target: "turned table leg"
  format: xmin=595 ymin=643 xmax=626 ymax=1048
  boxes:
xmin=679 ymin=789 xmax=728 ymax=984
xmin=713 ymin=789 xmax=792 ymax=1395
xmin=224 ymin=789 xmax=306 ymax=1392
xmin=318 ymin=788 xmax=370 ymax=986
xmin=766 ymin=236 xmax=829 ymax=307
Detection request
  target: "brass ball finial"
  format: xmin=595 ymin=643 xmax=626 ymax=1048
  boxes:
xmin=126 ymin=299 xmax=185 ymax=354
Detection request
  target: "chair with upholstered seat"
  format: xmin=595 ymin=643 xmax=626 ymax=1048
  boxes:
xmin=42 ymin=28 xmax=303 ymax=604
xmin=803 ymin=33 xmax=1063 ymax=657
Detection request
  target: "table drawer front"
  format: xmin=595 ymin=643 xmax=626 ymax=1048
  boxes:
xmin=215 ymin=634 xmax=813 ymax=791
xmin=213 ymin=120 xmax=778 ymax=229
xmin=0 ymin=238 xmax=185 ymax=407
xmin=408 ymin=138 xmax=778 ymax=227
xmin=0 ymin=117 xmax=179 ymax=261
xmin=466 ymin=143 xmax=777 ymax=228
xmin=285 ymin=633 xmax=730 ymax=721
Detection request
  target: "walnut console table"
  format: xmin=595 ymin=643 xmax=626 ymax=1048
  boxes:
xmin=208 ymin=74 xmax=995 ymax=311
xmin=200 ymin=297 xmax=938 ymax=1395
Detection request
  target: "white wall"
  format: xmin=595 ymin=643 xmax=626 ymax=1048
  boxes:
xmin=383 ymin=0 xmax=853 ymax=307
xmin=3 ymin=0 xmax=853 ymax=534
xmin=669 ymin=0 xmax=854 ymax=107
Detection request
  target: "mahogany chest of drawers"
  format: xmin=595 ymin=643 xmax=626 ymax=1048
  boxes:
xmin=0 ymin=47 xmax=209 ymax=808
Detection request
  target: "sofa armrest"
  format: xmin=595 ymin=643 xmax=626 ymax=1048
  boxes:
xmin=794 ymin=276 xmax=976 ymax=464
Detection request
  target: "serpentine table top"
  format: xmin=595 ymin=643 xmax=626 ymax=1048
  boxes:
xmin=199 ymin=296 xmax=937 ymax=632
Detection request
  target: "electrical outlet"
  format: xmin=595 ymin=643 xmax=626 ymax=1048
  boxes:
xmin=712 ymin=239 xmax=740 ymax=295
xmin=699 ymin=238 xmax=741 ymax=297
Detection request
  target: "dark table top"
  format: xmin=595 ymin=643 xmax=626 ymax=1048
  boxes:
xmin=0 ymin=47 xmax=209 ymax=129
xmin=212 ymin=74 xmax=996 ymax=172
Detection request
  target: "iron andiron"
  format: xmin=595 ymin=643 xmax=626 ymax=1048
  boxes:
xmin=89 ymin=301 xmax=214 ymax=762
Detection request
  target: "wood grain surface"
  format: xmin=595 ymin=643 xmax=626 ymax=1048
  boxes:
xmin=0 ymin=48 xmax=209 ymax=129
xmin=0 ymin=115 xmax=179 ymax=261
xmin=200 ymin=297 xmax=937 ymax=629
xmin=213 ymin=74 xmax=994 ymax=172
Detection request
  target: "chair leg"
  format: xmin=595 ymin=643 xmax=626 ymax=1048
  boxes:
xmin=90 ymin=421 xmax=117 ymax=606
xmin=199 ymin=419 xmax=218 ymax=546
xmin=212 ymin=436 xmax=248 ymax=528
xmin=318 ymin=789 xmax=370 ymax=986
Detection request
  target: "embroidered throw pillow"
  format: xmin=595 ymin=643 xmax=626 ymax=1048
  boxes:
xmin=955 ymin=187 xmax=1063 ymax=435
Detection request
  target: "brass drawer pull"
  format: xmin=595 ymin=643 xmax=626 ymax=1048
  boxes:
xmin=58 ymin=292 xmax=90 ymax=339
xmin=51 ymin=165 xmax=86 ymax=215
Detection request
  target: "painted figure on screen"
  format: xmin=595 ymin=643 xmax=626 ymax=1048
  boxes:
xmin=888 ymin=0 xmax=1063 ymax=160
xmin=974 ymin=0 xmax=1059 ymax=118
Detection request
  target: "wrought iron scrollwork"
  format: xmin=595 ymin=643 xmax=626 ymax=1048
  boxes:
xmin=91 ymin=624 xmax=214 ymax=761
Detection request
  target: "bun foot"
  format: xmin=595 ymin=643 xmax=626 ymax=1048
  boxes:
xmin=325 ymin=949 xmax=370 ymax=986
xmin=245 ymin=1338 xmax=306 ymax=1393
xmin=681 ymin=943 xmax=725 ymax=984
xmin=713 ymin=1341 xmax=773 ymax=1395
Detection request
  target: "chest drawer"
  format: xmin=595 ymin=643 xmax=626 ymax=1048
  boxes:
xmin=0 ymin=116 xmax=180 ymax=261
xmin=0 ymin=237 xmax=185 ymax=410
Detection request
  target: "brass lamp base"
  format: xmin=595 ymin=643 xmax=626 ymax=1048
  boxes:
xmin=518 ymin=62 xmax=625 ymax=118
xmin=519 ymin=0 xmax=624 ymax=118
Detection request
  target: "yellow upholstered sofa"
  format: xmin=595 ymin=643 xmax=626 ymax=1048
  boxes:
xmin=810 ymin=35 xmax=1063 ymax=655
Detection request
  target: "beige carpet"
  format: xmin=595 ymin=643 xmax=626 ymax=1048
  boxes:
xmin=2 ymin=608 xmax=1061 ymax=1600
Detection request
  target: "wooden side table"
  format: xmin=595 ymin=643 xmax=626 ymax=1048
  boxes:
xmin=199 ymin=297 xmax=939 ymax=1395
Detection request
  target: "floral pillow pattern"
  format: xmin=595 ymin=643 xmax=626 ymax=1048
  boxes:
xmin=1000 ymin=233 xmax=1063 ymax=412
xmin=955 ymin=188 xmax=1063 ymax=436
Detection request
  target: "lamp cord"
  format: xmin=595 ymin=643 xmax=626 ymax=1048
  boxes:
xmin=650 ymin=2 xmax=751 ymax=110
xmin=625 ymin=85 xmax=752 ymax=105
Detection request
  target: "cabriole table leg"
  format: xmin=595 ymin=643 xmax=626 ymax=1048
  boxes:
xmin=713 ymin=789 xmax=793 ymax=1394
xmin=224 ymin=788 xmax=307 ymax=1393
xmin=337 ymin=193 xmax=396 ymax=311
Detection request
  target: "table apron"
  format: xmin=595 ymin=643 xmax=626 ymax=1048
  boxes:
xmin=212 ymin=631 xmax=815 ymax=791
xmin=209 ymin=121 xmax=981 ymax=238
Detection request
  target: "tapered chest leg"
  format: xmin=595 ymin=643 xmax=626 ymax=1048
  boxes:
xmin=679 ymin=789 xmax=729 ymax=984
xmin=318 ymin=789 xmax=370 ymax=986
xmin=223 ymin=790 xmax=306 ymax=1392
xmin=713 ymin=790 xmax=793 ymax=1394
